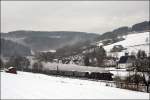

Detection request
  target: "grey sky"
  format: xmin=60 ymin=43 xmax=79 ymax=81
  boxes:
xmin=1 ymin=1 xmax=149 ymax=34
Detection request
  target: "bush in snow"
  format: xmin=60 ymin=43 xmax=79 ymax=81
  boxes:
xmin=5 ymin=56 xmax=30 ymax=71
xmin=32 ymin=62 xmax=43 ymax=73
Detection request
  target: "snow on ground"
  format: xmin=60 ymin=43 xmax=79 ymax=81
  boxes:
xmin=104 ymin=32 xmax=149 ymax=57
xmin=1 ymin=71 xmax=149 ymax=99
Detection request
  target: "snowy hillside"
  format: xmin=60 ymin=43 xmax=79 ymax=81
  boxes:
xmin=102 ymin=32 xmax=149 ymax=57
xmin=1 ymin=71 xmax=149 ymax=99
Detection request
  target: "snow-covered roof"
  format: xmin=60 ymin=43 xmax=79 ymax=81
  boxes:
xmin=8 ymin=67 xmax=15 ymax=70
xmin=40 ymin=50 xmax=56 ymax=53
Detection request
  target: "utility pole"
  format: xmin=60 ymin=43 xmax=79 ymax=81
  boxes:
xmin=57 ymin=65 xmax=58 ymax=75
xmin=57 ymin=59 xmax=59 ymax=76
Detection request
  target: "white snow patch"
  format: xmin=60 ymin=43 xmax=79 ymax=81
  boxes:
xmin=102 ymin=32 xmax=149 ymax=58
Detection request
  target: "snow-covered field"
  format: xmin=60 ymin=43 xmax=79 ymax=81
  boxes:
xmin=103 ymin=32 xmax=149 ymax=57
xmin=1 ymin=71 xmax=149 ymax=99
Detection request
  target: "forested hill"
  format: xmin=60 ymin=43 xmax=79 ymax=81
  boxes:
xmin=1 ymin=31 xmax=99 ymax=53
xmin=1 ymin=21 xmax=149 ymax=57
xmin=55 ymin=21 xmax=150 ymax=57
xmin=96 ymin=21 xmax=150 ymax=41
xmin=1 ymin=38 xmax=31 ymax=57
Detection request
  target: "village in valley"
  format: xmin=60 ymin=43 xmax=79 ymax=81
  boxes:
xmin=0 ymin=1 xmax=150 ymax=99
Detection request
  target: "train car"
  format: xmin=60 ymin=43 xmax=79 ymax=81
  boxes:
xmin=89 ymin=72 xmax=113 ymax=80
xmin=62 ymin=70 xmax=74 ymax=77
xmin=73 ymin=71 xmax=89 ymax=78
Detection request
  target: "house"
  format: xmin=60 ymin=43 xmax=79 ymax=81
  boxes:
xmin=104 ymin=59 xmax=117 ymax=67
xmin=117 ymin=53 xmax=136 ymax=69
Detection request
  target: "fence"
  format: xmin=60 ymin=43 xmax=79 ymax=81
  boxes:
xmin=105 ymin=81 xmax=150 ymax=93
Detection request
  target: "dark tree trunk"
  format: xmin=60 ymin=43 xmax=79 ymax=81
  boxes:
xmin=146 ymin=84 xmax=149 ymax=93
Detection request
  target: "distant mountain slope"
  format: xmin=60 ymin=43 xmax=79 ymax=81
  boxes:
xmin=1 ymin=31 xmax=99 ymax=52
xmin=1 ymin=38 xmax=31 ymax=57
xmin=97 ymin=21 xmax=149 ymax=41
xmin=131 ymin=21 xmax=150 ymax=32
xmin=1 ymin=31 xmax=99 ymax=51
xmin=1 ymin=21 xmax=149 ymax=57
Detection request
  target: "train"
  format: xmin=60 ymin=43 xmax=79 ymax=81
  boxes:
xmin=42 ymin=63 xmax=113 ymax=81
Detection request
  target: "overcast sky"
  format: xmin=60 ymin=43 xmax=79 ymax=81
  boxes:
xmin=1 ymin=1 xmax=149 ymax=34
